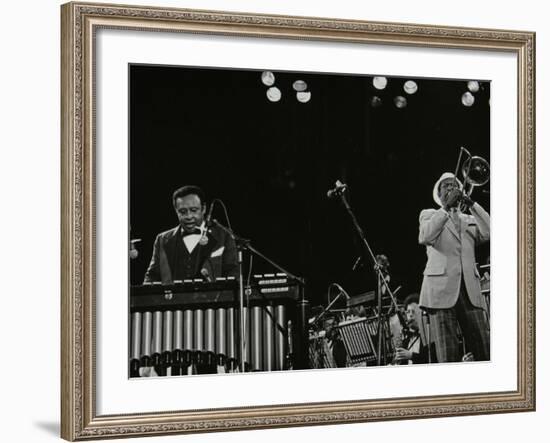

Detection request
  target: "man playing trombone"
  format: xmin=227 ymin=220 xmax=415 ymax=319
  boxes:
xmin=418 ymin=171 xmax=490 ymax=362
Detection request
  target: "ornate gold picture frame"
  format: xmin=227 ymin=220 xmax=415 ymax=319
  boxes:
xmin=61 ymin=1 xmax=535 ymax=440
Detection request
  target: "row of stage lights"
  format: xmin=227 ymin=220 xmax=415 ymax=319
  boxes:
xmin=260 ymin=71 xmax=485 ymax=108
xmin=371 ymin=76 xmax=418 ymax=109
xmin=261 ymin=71 xmax=311 ymax=103
xmin=461 ymin=80 xmax=484 ymax=107
xmin=371 ymin=77 xmax=486 ymax=109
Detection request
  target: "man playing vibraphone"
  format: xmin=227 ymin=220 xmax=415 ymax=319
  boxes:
xmin=140 ymin=185 xmax=239 ymax=376
xmin=144 ymin=185 xmax=239 ymax=284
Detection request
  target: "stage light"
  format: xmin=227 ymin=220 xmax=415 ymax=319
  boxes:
xmin=373 ymin=76 xmax=388 ymax=90
xmin=261 ymin=71 xmax=275 ymax=86
xmin=266 ymin=87 xmax=282 ymax=102
xmin=403 ymin=80 xmax=418 ymax=94
xmin=394 ymin=96 xmax=407 ymax=108
xmin=370 ymin=96 xmax=382 ymax=107
xmin=296 ymin=91 xmax=311 ymax=103
xmin=467 ymin=81 xmax=480 ymax=93
xmin=293 ymin=80 xmax=308 ymax=92
xmin=461 ymin=91 xmax=475 ymax=106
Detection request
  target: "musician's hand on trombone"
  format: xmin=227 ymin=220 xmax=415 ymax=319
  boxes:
xmin=441 ymin=182 xmax=475 ymax=211
xmin=442 ymin=187 xmax=462 ymax=211
xmin=459 ymin=193 xmax=475 ymax=209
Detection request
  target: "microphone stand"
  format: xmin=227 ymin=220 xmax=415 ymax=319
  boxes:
xmin=422 ymin=310 xmax=432 ymax=364
xmin=333 ymin=187 xmax=399 ymax=366
xmin=210 ymin=219 xmax=305 ymax=373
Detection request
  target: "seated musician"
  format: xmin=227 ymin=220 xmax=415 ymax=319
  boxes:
xmin=393 ymin=293 xmax=437 ymax=364
xmin=144 ymin=185 xmax=239 ymax=283
xmin=324 ymin=316 xmax=348 ymax=368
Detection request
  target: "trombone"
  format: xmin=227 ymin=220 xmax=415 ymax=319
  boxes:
xmin=453 ymin=147 xmax=490 ymax=209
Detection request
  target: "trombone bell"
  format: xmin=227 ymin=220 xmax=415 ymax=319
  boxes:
xmin=462 ymin=155 xmax=490 ymax=195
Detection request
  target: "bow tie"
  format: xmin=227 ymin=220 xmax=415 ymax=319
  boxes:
xmin=182 ymin=228 xmax=202 ymax=237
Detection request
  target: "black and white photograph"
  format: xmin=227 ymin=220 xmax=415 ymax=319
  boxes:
xmin=128 ymin=64 xmax=491 ymax=377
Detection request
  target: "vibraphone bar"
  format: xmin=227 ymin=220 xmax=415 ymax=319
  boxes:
xmin=130 ymin=274 xmax=307 ymax=377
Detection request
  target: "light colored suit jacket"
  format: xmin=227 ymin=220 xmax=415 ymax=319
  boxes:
xmin=418 ymin=203 xmax=490 ymax=309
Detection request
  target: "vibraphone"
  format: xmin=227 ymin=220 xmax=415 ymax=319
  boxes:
xmin=130 ymin=274 xmax=307 ymax=377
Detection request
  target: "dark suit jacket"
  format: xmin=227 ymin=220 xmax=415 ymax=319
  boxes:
xmin=143 ymin=224 xmax=239 ymax=283
xmin=411 ymin=341 xmax=438 ymax=364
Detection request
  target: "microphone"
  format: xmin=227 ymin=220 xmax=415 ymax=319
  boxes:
xmin=327 ymin=180 xmax=347 ymax=199
xmin=352 ymin=256 xmax=363 ymax=271
xmin=130 ymin=239 xmax=141 ymax=260
xmin=205 ymin=201 xmax=215 ymax=226
xmin=200 ymin=267 xmax=212 ymax=282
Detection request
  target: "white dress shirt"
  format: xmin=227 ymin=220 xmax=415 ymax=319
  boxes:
xmin=182 ymin=222 xmax=207 ymax=253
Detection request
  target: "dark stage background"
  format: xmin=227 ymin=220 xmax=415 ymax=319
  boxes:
xmin=130 ymin=64 xmax=490 ymax=308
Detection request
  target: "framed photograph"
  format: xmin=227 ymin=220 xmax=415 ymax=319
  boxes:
xmin=61 ymin=1 xmax=535 ymax=440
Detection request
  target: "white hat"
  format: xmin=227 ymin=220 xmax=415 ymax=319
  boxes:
xmin=433 ymin=172 xmax=463 ymax=207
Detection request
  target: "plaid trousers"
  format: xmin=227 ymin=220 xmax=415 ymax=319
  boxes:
xmin=427 ymin=279 xmax=490 ymax=363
